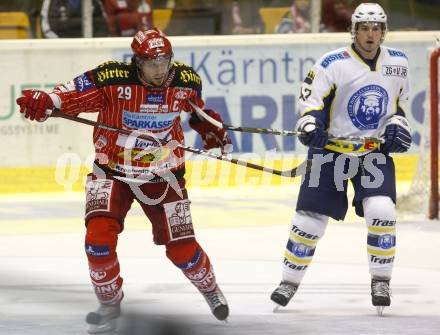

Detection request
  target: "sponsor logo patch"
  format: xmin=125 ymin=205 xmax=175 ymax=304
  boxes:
xmin=382 ymin=65 xmax=407 ymax=78
xmin=94 ymin=135 xmax=107 ymax=149
xmin=179 ymin=70 xmax=201 ymax=85
xmin=139 ymin=104 xmax=168 ymax=113
xmin=371 ymin=218 xmax=396 ymax=227
xmin=93 ymin=277 xmax=121 ymax=300
xmin=174 ymin=88 xmax=190 ymax=100
xmin=111 ymin=161 xmax=175 ymax=176
xmin=117 ymin=146 xmax=171 ymax=163
xmin=122 ymin=111 xmax=179 ymax=130
xmin=321 ymin=51 xmax=350 ymax=68
xmin=164 ymin=200 xmax=195 ymax=241
xmin=387 ymin=49 xmax=408 ymax=59
xmin=304 ymin=70 xmax=315 ymax=84
xmin=116 ymin=134 xmax=162 ymax=152
xmin=146 ymin=94 xmax=165 ymax=104
xmin=134 ymin=31 xmax=147 ymax=44
xmin=148 ymin=37 xmax=165 ymax=49
xmin=192 ymin=265 xmax=216 ymax=292
xmin=186 ymin=267 xmax=207 ymax=280
xmin=73 ymin=73 xmax=95 ymax=93
xmin=90 ymin=270 xmax=107 ymax=281
xmin=140 ymin=104 xmax=159 ymax=113
xmin=283 ymin=258 xmax=308 ymax=271
xmin=370 ymin=255 xmax=395 ymax=264
xmin=325 ymin=140 xmax=379 ymax=153
xmin=85 ymin=179 xmax=113 ymax=214
xmin=291 ymin=224 xmax=319 ymax=240
xmin=85 ymin=244 xmax=110 ymax=257
xmin=96 ymin=68 xmax=130 ymax=83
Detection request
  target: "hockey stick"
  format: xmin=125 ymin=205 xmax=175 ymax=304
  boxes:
xmin=189 ymin=101 xmax=385 ymax=144
xmin=50 ymin=110 xmax=308 ymax=178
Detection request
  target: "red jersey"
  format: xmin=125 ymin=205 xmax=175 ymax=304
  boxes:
xmin=52 ymin=60 xmax=204 ymax=180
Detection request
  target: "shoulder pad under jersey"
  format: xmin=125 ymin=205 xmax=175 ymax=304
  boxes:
xmin=92 ymin=61 xmax=139 ymax=87
xmin=170 ymin=62 xmax=202 ymax=90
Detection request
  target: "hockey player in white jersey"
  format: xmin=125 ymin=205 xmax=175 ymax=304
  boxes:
xmin=270 ymin=3 xmax=411 ymax=315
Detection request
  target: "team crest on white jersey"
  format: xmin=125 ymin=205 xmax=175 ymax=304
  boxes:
xmin=347 ymin=85 xmax=388 ymax=130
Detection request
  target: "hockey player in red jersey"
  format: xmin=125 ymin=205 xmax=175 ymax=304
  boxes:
xmin=16 ymin=28 xmax=231 ymax=334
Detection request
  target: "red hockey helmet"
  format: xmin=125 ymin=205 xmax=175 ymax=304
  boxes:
xmin=131 ymin=28 xmax=173 ymax=60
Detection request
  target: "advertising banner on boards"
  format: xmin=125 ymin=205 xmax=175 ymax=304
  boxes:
xmin=0 ymin=33 xmax=436 ymax=169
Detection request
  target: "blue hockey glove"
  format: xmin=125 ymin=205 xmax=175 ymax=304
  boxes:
xmin=380 ymin=115 xmax=412 ymax=153
xmin=296 ymin=115 xmax=328 ymax=148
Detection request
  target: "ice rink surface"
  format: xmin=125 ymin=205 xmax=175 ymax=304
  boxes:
xmin=1 ymin=186 xmax=439 ymax=335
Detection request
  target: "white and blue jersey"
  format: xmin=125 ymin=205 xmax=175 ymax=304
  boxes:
xmin=298 ymin=44 xmax=410 ymax=155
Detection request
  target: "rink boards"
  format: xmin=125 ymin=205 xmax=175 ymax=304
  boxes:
xmin=0 ymin=32 xmax=438 ymax=194
xmin=0 ymin=154 xmax=418 ymax=193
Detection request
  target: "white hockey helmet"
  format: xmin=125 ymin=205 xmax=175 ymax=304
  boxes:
xmin=351 ymin=3 xmax=387 ymax=41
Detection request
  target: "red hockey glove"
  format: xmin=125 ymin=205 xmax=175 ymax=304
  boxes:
xmin=16 ymin=89 xmax=53 ymax=122
xmin=189 ymin=109 xmax=233 ymax=154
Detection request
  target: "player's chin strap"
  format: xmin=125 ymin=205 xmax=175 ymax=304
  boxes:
xmin=50 ymin=109 xmax=309 ymax=178
xmin=189 ymin=101 xmax=384 ymax=144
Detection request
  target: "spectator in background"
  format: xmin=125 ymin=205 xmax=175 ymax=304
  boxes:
xmin=102 ymin=0 xmax=153 ymax=37
xmin=163 ymin=0 xmax=264 ymax=36
xmin=270 ymin=0 xmax=351 ymax=34
xmin=41 ymin=0 xmax=108 ymax=38
xmin=275 ymin=0 xmax=311 ymax=33
xmin=321 ymin=0 xmax=352 ymax=32
xmin=230 ymin=0 xmax=265 ymax=34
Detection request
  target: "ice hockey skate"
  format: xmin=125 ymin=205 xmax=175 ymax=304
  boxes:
xmin=371 ymin=278 xmax=391 ymax=316
xmin=270 ymin=281 xmax=298 ymax=311
xmin=202 ymin=285 xmax=229 ymax=321
xmin=86 ymin=303 xmax=121 ymax=334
